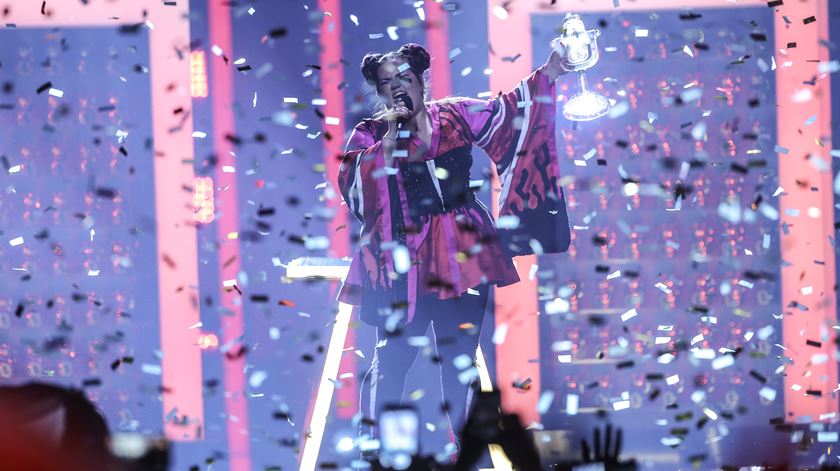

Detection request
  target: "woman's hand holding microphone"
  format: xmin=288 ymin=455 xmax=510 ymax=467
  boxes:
xmin=382 ymin=94 xmax=412 ymax=168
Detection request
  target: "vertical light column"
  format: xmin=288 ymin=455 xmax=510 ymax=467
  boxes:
xmin=486 ymin=0 xmax=542 ymax=424
xmin=207 ymin=0 xmax=252 ymax=469
xmin=318 ymin=0 xmax=356 ymax=420
xmin=147 ymin=0 xmax=206 ymax=441
xmin=425 ymin=0 xmax=453 ymax=99
xmin=776 ymin=0 xmax=838 ymax=420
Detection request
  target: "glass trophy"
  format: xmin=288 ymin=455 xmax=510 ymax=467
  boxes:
xmin=552 ymin=13 xmax=610 ymax=121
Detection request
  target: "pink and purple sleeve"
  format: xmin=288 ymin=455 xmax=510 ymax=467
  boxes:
xmin=452 ymin=64 xmax=557 ymax=176
xmin=337 ymin=121 xmax=385 ymax=224
xmin=453 ymin=65 xmax=570 ymax=255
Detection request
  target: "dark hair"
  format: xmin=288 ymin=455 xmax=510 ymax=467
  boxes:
xmin=360 ymin=43 xmax=431 ymax=95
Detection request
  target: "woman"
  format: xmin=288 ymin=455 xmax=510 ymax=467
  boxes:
xmin=336 ymin=42 xmax=571 ymax=454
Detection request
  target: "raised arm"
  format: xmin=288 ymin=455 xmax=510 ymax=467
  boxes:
xmin=451 ymin=57 xmax=562 ymax=171
xmin=449 ymin=46 xmax=572 ymax=255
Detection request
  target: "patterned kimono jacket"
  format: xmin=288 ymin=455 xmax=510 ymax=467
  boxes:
xmin=337 ymin=64 xmax=570 ymax=326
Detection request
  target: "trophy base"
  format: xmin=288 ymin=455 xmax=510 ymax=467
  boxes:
xmin=562 ymin=91 xmax=610 ymax=122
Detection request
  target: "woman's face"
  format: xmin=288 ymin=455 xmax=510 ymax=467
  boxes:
xmin=376 ymin=58 xmax=424 ymax=118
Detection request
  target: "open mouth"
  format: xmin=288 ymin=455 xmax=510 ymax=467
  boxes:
xmin=393 ymin=92 xmax=414 ymax=111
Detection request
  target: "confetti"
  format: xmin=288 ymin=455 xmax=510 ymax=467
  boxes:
xmin=654 ymin=282 xmax=672 ymax=294
xmin=491 ymin=5 xmax=508 ymax=20
xmin=249 ymin=370 xmax=268 ymax=388
xmin=545 ymin=297 xmax=570 ymax=315
xmin=496 ymin=215 xmax=520 ymax=229
xmin=711 ymin=355 xmax=735 ymax=370
xmin=818 ymin=432 xmax=839 ymax=443
xmin=536 ymin=390 xmax=554 ymax=414
xmin=759 ymin=386 xmax=777 ymax=401
xmin=566 ymin=394 xmax=579 ymax=415
xmin=492 ymin=323 xmax=508 ymax=344
xmin=620 ymin=308 xmax=637 ymax=322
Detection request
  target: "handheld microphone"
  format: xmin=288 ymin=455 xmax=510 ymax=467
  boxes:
xmin=394 ymin=93 xmax=414 ymax=128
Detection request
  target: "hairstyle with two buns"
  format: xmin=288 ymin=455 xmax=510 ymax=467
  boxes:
xmin=360 ymin=43 xmax=432 ymax=103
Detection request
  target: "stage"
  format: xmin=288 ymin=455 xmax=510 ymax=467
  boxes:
xmin=0 ymin=0 xmax=839 ymax=470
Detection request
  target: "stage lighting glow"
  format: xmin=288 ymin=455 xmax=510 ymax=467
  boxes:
xmin=192 ymin=177 xmax=215 ymax=223
xmin=190 ymin=50 xmax=208 ymax=98
xmin=622 ymin=182 xmax=639 ymax=197
xmin=197 ymin=333 xmax=219 ymax=350
xmin=292 ymin=258 xmax=351 ymax=471
xmin=299 ymin=300 xmax=353 ymax=471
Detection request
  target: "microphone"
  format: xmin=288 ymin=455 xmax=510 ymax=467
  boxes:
xmin=394 ymin=93 xmax=414 ymax=128
xmin=390 ymin=93 xmax=413 ymax=167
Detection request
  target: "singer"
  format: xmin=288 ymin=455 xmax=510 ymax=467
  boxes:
xmin=336 ymin=42 xmax=571 ymax=455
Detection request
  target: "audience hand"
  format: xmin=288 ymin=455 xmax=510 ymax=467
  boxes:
xmin=580 ymin=424 xmax=622 ymax=464
xmin=454 ymin=389 xmax=542 ymax=471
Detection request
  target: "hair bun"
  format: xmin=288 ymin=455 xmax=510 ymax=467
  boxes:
xmin=399 ymin=43 xmax=431 ymax=74
xmin=361 ymin=52 xmax=384 ymax=86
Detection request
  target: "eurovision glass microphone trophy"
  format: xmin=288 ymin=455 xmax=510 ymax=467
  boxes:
xmin=552 ymin=13 xmax=610 ymax=121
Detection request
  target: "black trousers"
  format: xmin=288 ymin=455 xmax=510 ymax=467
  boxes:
xmin=360 ymin=284 xmax=490 ymax=454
